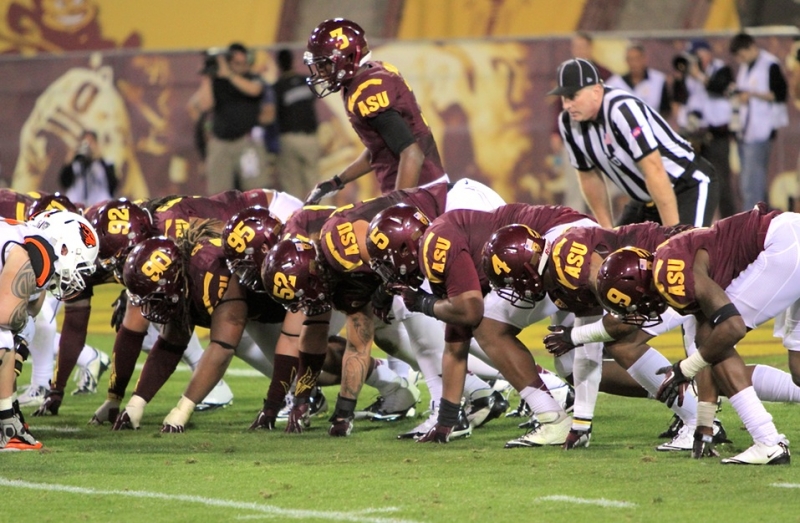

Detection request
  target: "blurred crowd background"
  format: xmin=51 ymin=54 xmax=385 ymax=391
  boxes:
xmin=1 ymin=0 xmax=799 ymax=219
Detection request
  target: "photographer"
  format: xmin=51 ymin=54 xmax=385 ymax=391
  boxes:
xmin=59 ymin=130 xmax=116 ymax=206
xmin=189 ymin=42 xmax=272 ymax=194
xmin=673 ymin=40 xmax=736 ymax=217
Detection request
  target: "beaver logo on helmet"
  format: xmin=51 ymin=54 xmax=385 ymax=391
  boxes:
xmin=79 ymin=222 xmax=97 ymax=247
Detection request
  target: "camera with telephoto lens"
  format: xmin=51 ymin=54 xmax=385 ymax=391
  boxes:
xmin=672 ymin=52 xmax=697 ymax=74
xmin=200 ymin=47 xmax=228 ymax=76
xmin=73 ymin=140 xmax=92 ymax=165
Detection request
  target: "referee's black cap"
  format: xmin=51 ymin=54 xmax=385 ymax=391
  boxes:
xmin=548 ymin=58 xmax=600 ymax=96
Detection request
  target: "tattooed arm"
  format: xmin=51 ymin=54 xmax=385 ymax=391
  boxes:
xmin=339 ymin=305 xmax=374 ymax=400
xmin=0 ymin=245 xmax=38 ymax=338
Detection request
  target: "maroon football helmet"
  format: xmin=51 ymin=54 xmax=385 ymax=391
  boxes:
xmin=223 ymin=206 xmax=282 ymax=292
xmin=366 ymin=204 xmax=430 ymax=288
xmin=27 ymin=192 xmax=78 ymax=220
xmin=482 ymin=224 xmax=548 ymax=306
xmin=596 ymin=247 xmax=666 ymax=327
xmin=304 ymin=18 xmax=368 ymax=98
xmin=123 ymin=237 xmax=185 ymax=324
xmin=261 ymin=238 xmax=333 ymax=317
xmin=92 ymin=199 xmax=155 ymax=275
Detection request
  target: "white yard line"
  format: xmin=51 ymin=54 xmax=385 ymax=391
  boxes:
xmin=772 ymin=483 xmax=800 ymax=489
xmin=26 ymin=425 xmax=81 ymax=433
xmin=0 ymin=478 xmax=421 ymax=523
xmin=535 ymin=495 xmax=636 ymax=508
xmin=135 ymin=363 xmax=264 ymax=378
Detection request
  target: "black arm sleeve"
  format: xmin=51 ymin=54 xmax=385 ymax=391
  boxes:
xmin=769 ymin=63 xmax=788 ymax=103
xmin=59 ymin=163 xmax=75 ymax=189
xmin=706 ymin=66 xmax=733 ymax=97
xmin=366 ymin=110 xmax=416 ymax=156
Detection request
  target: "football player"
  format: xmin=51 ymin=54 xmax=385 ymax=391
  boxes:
xmin=304 ymin=18 xmax=448 ymax=203
xmin=367 ymin=203 xmax=596 ymax=446
xmin=0 ymin=210 xmax=98 ymax=450
xmin=79 ymin=189 xmax=301 ymax=424
xmin=597 ymin=203 xmax=795 ymax=465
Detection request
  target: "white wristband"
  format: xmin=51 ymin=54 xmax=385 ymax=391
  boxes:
xmin=679 ymin=351 xmax=709 ymax=379
xmin=570 ymin=320 xmax=613 ymax=345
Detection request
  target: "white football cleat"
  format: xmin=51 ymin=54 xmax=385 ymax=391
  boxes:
xmin=195 ymin=380 xmax=234 ymax=411
xmin=504 ymin=412 xmax=570 ymax=448
xmin=721 ymin=439 xmax=790 ymax=465
xmin=656 ymin=424 xmax=695 ymax=451
xmin=72 ymin=348 xmax=111 ymax=395
xmin=17 ymin=384 xmax=47 ymax=407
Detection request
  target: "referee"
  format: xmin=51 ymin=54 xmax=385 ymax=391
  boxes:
xmin=550 ymin=58 xmax=718 ymax=227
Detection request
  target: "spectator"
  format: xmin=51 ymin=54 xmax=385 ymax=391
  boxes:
xmin=188 ymin=42 xmax=272 ymax=194
xmin=673 ymin=39 xmax=737 ymax=217
xmin=59 ymin=130 xmax=116 ymax=206
xmin=273 ymin=49 xmax=320 ymax=200
xmin=606 ymin=43 xmax=672 ymax=117
xmin=730 ymin=33 xmax=789 ymax=211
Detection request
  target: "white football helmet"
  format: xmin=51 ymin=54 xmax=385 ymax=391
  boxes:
xmin=30 ymin=210 xmax=99 ymax=300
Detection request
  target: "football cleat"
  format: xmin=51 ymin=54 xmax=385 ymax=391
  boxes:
xmin=72 ymin=348 xmax=111 ymax=395
xmin=194 ymin=380 xmax=234 ymax=412
xmin=658 ymin=413 xmax=683 ymax=439
xmin=466 ymin=389 xmax=508 ymax=428
xmin=447 ymin=407 xmax=473 ymax=440
xmin=712 ymin=419 xmax=732 ymax=444
xmin=656 ymin=424 xmax=694 ymax=451
xmin=398 ymin=408 xmax=437 ymax=440
xmin=721 ymin=440 xmax=790 ymax=465
xmin=17 ymin=384 xmax=47 ymax=407
xmin=563 ymin=427 xmax=592 ymax=450
xmin=504 ymin=412 xmax=570 ymax=448
xmin=551 ymin=384 xmax=575 ymax=414
xmin=277 ymin=387 xmax=328 ymax=421
xmin=0 ymin=415 xmax=42 ymax=452
xmin=505 ymin=398 xmax=531 ymax=419
xmin=111 ymin=410 xmax=139 ymax=431
xmin=89 ymin=400 xmax=120 ymax=426
xmin=358 ymin=378 xmax=420 ymax=422
xmin=416 ymin=408 xmax=472 ymax=443
xmin=32 ymin=389 xmax=63 ymax=416
xmin=328 ymin=416 xmax=354 ymax=437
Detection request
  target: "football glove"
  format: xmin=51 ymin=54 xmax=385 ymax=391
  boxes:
xmin=32 ymin=389 xmax=63 ymax=417
xmin=655 ymin=362 xmax=690 ymax=408
xmin=371 ymin=285 xmax=394 ymax=325
xmin=416 ymin=423 xmax=453 ymax=443
xmin=285 ymin=401 xmax=310 ymax=434
xmin=692 ymin=427 xmax=719 ymax=459
xmin=544 ymin=325 xmax=580 ymax=357
xmin=305 ymin=175 xmax=344 ymax=205
xmin=402 ymin=287 xmax=437 ymax=317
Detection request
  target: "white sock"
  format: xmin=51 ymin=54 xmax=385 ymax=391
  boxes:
xmin=520 ymin=385 xmax=561 ymax=415
xmin=365 ymin=359 xmax=402 ymax=397
xmin=571 ymin=341 xmax=603 ymax=421
xmin=729 ymin=386 xmax=782 ymax=446
xmin=425 ymin=375 xmax=443 ymax=413
xmin=626 ymin=347 xmax=697 ymax=426
xmin=752 ymin=365 xmax=800 ymax=403
xmin=76 ymin=345 xmax=98 ymax=368
xmin=462 ymin=371 xmax=491 ymax=395
xmin=30 ymin=312 xmax=56 ymax=387
xmin=386 ymin=356 xmax=411 ymax=379
xmin=181 ymin=334 xmax=205 ymax=370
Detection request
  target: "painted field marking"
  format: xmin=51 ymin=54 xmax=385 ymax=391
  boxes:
xmin=0 ymin=478 xmax=421 ymax=523
xmin=772 ymin=483 xmax=800 ymax=489
xmin=535 ymin=495 xmax=636 ymax=508
xmin=28 ymin=425 xmax=81 ymax=433
xmin=135 ymin=363 xmax=263 ymax=378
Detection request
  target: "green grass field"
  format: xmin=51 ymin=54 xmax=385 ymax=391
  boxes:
xmin=6 ymin=285 xmax=800 ymax=523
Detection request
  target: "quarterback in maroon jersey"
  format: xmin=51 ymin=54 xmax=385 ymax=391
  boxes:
xmin=304 ymin=18 xmax=447 ymax=203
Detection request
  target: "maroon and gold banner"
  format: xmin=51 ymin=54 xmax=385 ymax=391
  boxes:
xmin=1 ymin=35 xmax=798 ymax=209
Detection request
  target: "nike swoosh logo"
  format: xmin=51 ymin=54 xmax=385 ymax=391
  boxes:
xmin=767 ymin=450 xmax=781 ymax=459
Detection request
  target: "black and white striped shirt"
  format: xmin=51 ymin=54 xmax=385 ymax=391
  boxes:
xmin=559 ymin=87 xmax=695 ymax=202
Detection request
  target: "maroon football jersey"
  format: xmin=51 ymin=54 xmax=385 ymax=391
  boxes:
xmin=342 ymin=61 xmax=445 ymax=194
xmin=282 ymin=205 xmax=336 ymax=241
xmin=653 ymin=206 xmax=780 ymax=314
xmin=0 ymin=190 xmax=36 ymax=221
xmin=320 ymin=184 xmax=448 ymax=275
xmin=421 ymin=204 xmax=592 ymax=299
xmin=152 ymin=196 xmax=235 ymax=238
